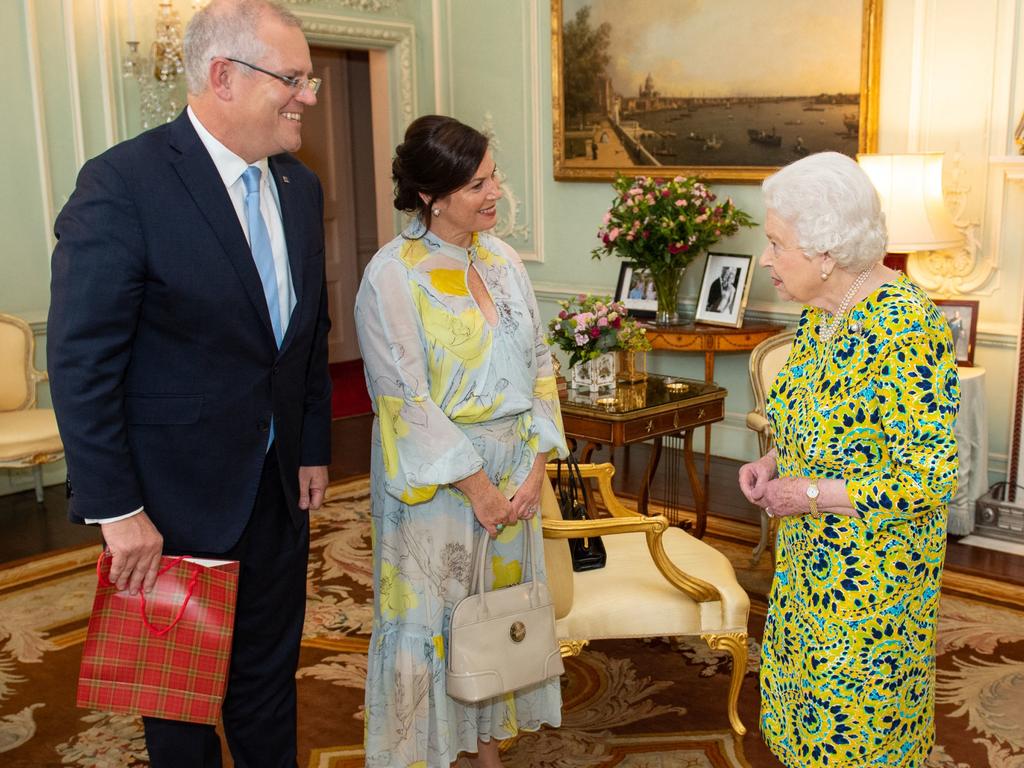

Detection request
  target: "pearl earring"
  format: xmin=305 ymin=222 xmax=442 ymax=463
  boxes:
xmin=820 ymin=271 xmax=829 ymax=281
xmin=431 ymin=207 xmax=441 ymax=217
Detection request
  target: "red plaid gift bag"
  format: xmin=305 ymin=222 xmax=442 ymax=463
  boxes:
xmin=77 ymin=553 xmax=239 ymax=724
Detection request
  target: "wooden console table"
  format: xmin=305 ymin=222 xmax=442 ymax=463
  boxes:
xmin=559 ymin=375 xmax=727 ymax=537
xmin=642 ymin=322 xmax=785 ymax=486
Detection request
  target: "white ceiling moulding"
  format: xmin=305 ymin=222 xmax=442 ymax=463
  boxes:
xmin=282 ymin=0 xmax=398 ymax=12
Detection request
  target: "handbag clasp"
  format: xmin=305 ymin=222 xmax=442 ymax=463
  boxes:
xmin=509 ymin=621 xmax=526 ymax=643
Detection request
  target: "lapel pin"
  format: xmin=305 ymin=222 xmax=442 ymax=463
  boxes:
xmin=280 ymin=175 xmax=290 ymax=184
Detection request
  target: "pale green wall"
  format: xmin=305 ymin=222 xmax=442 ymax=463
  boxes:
xmin=3 ymin=0 xmax=1022 ymax=497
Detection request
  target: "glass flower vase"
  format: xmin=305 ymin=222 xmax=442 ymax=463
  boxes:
xmin=570 ymin=352 xmax=618 ymax=392
xmin=651 ymin=266 xmax=685 ymax=325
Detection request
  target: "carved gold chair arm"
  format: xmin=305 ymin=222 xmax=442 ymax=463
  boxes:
xmin=542 ymin=504 xmax=722 ymax=604
xmin=541 ymin=515 xmax=666 ymax=539
xmin=545 ymin=461 xmax=638 ymax=518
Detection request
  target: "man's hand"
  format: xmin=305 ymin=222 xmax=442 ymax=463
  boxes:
xmin=299 ymin=465 xmax=329 ymax=511
xmin=101 ymin=511 xmax=163 ymax=595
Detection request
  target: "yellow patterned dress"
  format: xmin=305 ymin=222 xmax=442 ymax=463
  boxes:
xmin=761 ymin=274 xmax=960 ymax=767
xmin=355 ymin=226 xmax=568 ymax=768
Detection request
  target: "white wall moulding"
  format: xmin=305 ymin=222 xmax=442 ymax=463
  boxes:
xmin=442 ymin=0 xmax=543 ymax=261
xmin=481 ymin=112 xmax=530 ymax=243
xmin=301 ymin=16 xmax=416 ymax=131
xmin=23 ymin=0 xmax=56 ymax=255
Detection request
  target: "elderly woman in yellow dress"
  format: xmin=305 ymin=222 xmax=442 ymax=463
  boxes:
xmin=738 ymin=152 xmax=960 ymax=767
xmin=355 ymin=115 xmax=567 ymax=768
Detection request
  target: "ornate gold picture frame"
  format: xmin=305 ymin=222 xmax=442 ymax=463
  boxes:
xmin=551 ymin=0 xmax=882 ymax=183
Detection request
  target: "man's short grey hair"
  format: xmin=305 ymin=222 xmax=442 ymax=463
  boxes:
xmin=762 ymin=151 xmax=887 ymax=272
xmin=184 ymin=0 xmax=302 ymax=95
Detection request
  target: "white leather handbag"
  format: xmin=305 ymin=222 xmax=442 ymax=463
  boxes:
xmin=446 ymin=526 xmax=564 ymax=703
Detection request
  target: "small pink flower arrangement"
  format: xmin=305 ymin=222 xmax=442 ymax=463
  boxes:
xmin=547 ymin=294 xmax=650 ymax=368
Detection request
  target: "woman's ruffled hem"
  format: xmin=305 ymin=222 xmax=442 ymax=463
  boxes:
xmin=364 ymin=623 xmax=562 ymax=768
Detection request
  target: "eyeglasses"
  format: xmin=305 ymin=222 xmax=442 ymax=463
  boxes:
xmin=224 ymin=57 xmax=322 ymax=96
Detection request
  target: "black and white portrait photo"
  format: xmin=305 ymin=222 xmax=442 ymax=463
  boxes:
xmin=695 ymin=253 xmax=753 ymax=327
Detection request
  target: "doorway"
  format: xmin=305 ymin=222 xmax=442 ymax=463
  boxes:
xmin=295 ymin=47 xmax=379 ymax=363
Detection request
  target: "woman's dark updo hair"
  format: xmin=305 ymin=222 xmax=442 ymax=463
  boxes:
xmin=392 ymin=115 xmax=489 ymax=234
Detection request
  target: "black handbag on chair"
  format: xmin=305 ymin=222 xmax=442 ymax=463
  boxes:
xmin=554 ymin=454 xmax=607 ymax=572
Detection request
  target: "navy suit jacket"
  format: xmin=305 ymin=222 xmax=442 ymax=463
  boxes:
xmin=48 ymin=111 xmax=332 ymax=553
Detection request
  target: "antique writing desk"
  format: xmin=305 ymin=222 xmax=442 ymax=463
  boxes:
xmin=642 ymin=322 xmax=785 ymax=486
xmin=559 ymin=374 xmax=727 ymax=538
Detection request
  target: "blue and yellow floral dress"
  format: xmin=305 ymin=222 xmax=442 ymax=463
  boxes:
xmin=355 ymin=225 xmax=568 ymax=767
xmin=761 ymin=274 xmax=960 ymax=767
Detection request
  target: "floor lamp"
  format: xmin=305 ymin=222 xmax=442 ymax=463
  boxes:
xmin=857 ymin=153 xmax=964 ymax=274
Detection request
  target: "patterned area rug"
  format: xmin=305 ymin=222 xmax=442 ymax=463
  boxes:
xmin=1 ymin=476 xmax=1023 ymax=767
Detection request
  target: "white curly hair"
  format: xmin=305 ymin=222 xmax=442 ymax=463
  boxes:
xmin=762 ymin=151 xmax=887 ymax=272
xmin=183 ymin=0 xmax=302 ymax=96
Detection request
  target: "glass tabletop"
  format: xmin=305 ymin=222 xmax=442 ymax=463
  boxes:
xmin=560 ymin=374 xmax=725 ymax=416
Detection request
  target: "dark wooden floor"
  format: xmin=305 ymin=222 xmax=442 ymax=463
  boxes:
xmin=2 ymin=413 xmax=1021 ymax=586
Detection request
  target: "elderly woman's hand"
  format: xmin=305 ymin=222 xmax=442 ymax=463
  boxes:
xmin=739 ymin=452 xmax=778 ymax=507
xmin=758 ymin=476 xmax=814 ymax=518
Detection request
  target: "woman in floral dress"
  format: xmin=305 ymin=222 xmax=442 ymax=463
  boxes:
xmin=739 ymin=152 xmax=960 ymax=767
xmin=355 ymin=115 xmax=567 ymax=768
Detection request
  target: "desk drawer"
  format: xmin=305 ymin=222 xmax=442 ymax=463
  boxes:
xmin=622 ymin=400 xmax=724 ymax=442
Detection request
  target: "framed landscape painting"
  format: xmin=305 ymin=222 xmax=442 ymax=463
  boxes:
xmin=551 ymin=0 xmax=881 ymax=183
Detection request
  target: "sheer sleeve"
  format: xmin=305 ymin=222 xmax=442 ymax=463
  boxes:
xmin=354 ymin=257 xmax=484 ymax=504
xmin=509 ymin=252 xmax=569 ymax=461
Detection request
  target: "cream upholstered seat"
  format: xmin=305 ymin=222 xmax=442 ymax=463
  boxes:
xmin=0 ymin=313 xmax=64 ymax=502
xmin=542 ymin=462 xmax=750 ymax=735
xmin=745 ymin=330 xmax=795 ymax=563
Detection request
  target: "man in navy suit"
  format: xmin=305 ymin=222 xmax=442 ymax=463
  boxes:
xmin=48 ymin=1 xmax=331 ymax=765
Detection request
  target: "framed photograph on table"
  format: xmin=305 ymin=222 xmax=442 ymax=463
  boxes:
xmin=933 ymin=299 xmax=979 ymax=367
xmin=694 ymin=252 xmax=754 ymax=327
xmin=614 ymin=262 xmax=657 ymax=319
xmin=551 ymin=0 xmax=882 ymax=183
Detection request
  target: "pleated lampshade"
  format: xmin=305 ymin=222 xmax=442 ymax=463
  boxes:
xmin=857 ymin=153 xmax=964 ymax=253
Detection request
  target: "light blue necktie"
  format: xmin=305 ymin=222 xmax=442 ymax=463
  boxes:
xmin=242 ymin=165 xmax=281 ymax=449
xmin=242 ymin=165 xmax=284 ymax=348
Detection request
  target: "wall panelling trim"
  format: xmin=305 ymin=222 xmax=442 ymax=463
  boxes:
xmin=300 ymin=14 xmax=417 ymax=135
xmin=24 ymin=0 xmax=56 ymax=255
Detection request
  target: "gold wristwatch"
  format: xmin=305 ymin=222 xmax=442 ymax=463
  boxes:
xmin=806 ymin=479 xmax=820 ymax=517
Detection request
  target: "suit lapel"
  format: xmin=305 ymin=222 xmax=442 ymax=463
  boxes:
xmin=168 ymin=114 xmax=278 ymax=348
xmin=270 ymin=156 xmax=306 ymax=353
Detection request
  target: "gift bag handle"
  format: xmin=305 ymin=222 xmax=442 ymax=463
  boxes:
xmin=96 ymin=553 xmax=201 ymax=637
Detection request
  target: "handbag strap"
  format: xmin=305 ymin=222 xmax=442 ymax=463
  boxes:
xmin=470 ymin=525 xmax=540 ymax=619
xmin=95 ymin=553 xmax=201 ymax=637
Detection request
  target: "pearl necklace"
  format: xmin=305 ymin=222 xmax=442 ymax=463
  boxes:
xmin=817 ymin=266 xmax=874 ymax=344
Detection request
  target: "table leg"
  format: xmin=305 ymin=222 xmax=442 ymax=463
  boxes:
xmin=638 ymin=436 xmax=663 ymax=516
xmin=703 ymin=350 xmax=715 ymax=492
xmin=682 ymin=428 xmax=707 ymax=538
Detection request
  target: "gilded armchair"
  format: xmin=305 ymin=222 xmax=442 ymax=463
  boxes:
xmin=541 ymin=462 xmax=750 ymax=735
xmin=0 ymin=313 xmax=64 ymax=502
xmin=745 ymin=330 xmax=795 ymax=564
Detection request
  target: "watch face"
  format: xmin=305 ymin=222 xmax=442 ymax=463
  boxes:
xmin=806 ymin=483 xmax=820 ymax=499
